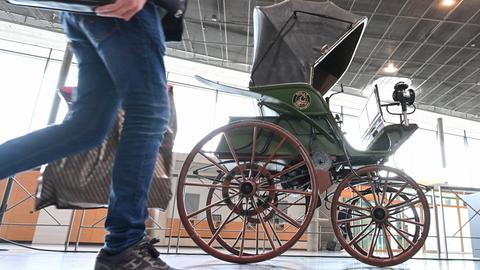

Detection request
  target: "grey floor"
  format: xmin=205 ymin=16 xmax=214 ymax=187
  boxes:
xmin=1 ymin=244 xmax=480 ymax=270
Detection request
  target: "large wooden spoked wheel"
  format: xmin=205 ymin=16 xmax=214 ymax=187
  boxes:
xmin=177 ymin=120 xmax=318 ymax=264
xmin=331 ymin=165 xmax=430 ymax=267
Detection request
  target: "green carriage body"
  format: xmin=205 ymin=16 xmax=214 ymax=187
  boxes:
xmin=214 ymin=83 xmax=417 ymax=169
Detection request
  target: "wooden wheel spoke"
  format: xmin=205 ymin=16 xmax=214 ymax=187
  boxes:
xmin=387 ymin=192 xmax=393 ymax=206
xmin=239 ymin=197 xmax=249 ymax=256
xmin=277 ymin=202 xmax=307 ymax=206
xmin=398 ymin=227 xmax=417 ymax=238
xmin=385 ymin=182 xmax=409 ymax=207
xmin=223 ymin=133 xmax=247 ymax=182
xmin=274 ymin=196 xmax=308 ymax=226
xmin=254 ymin=194 xmax=301 ymax=228
xmin=367 ymin=175 xmax=379 ymax=206
xmin=208 ymin=198 xmax=244 ymax=246
xmin=255 ymin=223 xmax=260 ymax=255
xmin=271 ymin=160 xmax=307 ymax=180
xmin=267 ymin=182 xmax=311 ymax=204
xmin=187 ymin=192 xmax=240 ymax=219
xmin=356 ymin=230 xmax=376 ymax=254
xmin=192 ymin=204 xmax=223 ymax=229
xmin=389 ymin=208 xmax=412 ymax=217
xmin=251 ymin=199 xmax=276 ymax=250
xmin=385 ymin=225 xmax=406 ymax=251
xmin=184 ymin=182 xmax=239 ymax=190
xmin=349 ymin=223 xmax=370 ymax=228
xmin=368 ymin=225 xmax=380 ymax=257
xmin=232 ymin=230 xmax=243 ymax=250
xmin=280 ymin=214 xmax=305 ymax=233
xmin=269 ymin=178 xmax=309 ymax=232
xmin=337 ymin=215 xmax=371 ymax=224
xmin=257 ymin=187 xmax=313 ymax=196
xmin=254 ymin=136 xmax=287 ymax=181
xmin=266 ymin=218 xmax=283 ymax=247
xmin=347 ymin=220 xmax=374 ymax=245
xmin=382 ymin=224 xmax=394 ymax=258
xmin=197 ymin=177 xmax=232 ymax=202
xmin=388 ymin=198 xmax=420 ymax=212
xmin=193 ymin=173 xmax=223 ymax=183
xmin=275 ymin=195 xmax=307 ymax=216
xmin=211 ymin=185 xmax=226 ymax=202
xmin=389 ymin=216 xmax=424 ymax=227
xmin=199 ymin=150 xmax=229 ymax=175
xmin=389 ymin=207 xmax=420 ymax=217
xmin=337 ymin=201 xmax=371 ymax=213
xmin=225 ymin=212 xmax=242 ymax=225
xmin=350 ymin=209 xmax=371 ymax=217
xmin=348 ymin=184 xmax=374 ymax=208
xmin=230 ymin=220 xmax=248 ymax=254
xmin=263 ymin=188 xmax=306 ymax=209
xmin=351 ymin=227 xmax=376 ymax=249
xmin=224 ymin=208 xmax=254 ymax=245
xmin=380 ymin=171 xmax=390 ymax=205
xmin=387 ymin=220 xmax=415 ymax=246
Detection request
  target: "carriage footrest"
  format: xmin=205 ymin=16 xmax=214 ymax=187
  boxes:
xmin=366 ymin=124 xmax=418 ymax=152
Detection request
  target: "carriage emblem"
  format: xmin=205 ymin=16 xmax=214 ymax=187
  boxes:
xmin=292 ymin=91 xmax=311 ymax=110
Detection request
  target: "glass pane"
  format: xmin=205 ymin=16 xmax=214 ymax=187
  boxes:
xmin=173 ymin=86 xmax=217 ymax=153
xmin=0 ymin=52 xmax=47 ymax=142
xmin=387 ymin=128 xmax=442 ymax=184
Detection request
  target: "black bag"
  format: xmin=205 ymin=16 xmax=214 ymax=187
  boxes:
xmin=35 ymin=86 xmax=177 ymax=210
xmin=156 ymin=0 xmax=187 ymax=41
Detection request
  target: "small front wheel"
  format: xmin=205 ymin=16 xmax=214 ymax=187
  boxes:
xmin=331 ymin=165 xmax=430 ymax=267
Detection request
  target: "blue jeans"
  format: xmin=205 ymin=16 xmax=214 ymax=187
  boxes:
xmin=0 ymin=1 xmax=169 ymax=253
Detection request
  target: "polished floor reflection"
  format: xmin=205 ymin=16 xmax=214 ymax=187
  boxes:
xmin=0 ymin=244 xmax=479 ymax=270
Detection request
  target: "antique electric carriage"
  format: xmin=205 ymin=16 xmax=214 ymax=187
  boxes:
xmin=176 ymin=0 xmax=430 ymax=267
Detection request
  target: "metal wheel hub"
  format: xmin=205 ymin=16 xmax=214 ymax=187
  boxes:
xmin=371 ymin=207 xmax=388 ymax=223
xmin=240 ymin=181 xmax=257 ymax=197
xmin=222 ymin=165 xmax=275 ymax=219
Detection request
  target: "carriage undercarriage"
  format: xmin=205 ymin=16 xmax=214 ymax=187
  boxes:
xmin=176 ymin=120 xmax=430 ymax=267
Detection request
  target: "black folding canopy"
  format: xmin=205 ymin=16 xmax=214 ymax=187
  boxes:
xmin=250 ymin=0 xmax=367 ymax=96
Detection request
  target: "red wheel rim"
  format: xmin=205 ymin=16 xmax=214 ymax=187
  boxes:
xmin=331 ymin=165 xmax=430 ymax=267
xmin=177 ymin=120 xmax=318 ymax=263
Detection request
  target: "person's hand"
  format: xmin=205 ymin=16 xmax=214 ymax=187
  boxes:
xmin=96 ymin=0 xmax=146 ymax=21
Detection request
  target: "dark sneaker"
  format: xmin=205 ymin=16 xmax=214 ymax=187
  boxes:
xmin=94 ymin=238 xmax=177 ymax=270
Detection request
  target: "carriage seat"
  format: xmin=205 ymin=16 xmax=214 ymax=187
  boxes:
xmin=365 ymin=123 xmax=417 ymax=152
xmin=359 ymin=86 xmax=417 ymax=153
xmin=336 ymin=122 xmax=417 ymax=167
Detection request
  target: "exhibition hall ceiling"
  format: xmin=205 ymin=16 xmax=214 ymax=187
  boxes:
xmin=0 ymin=0 xmax=479 ymax=120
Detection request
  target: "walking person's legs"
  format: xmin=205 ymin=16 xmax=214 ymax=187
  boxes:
xmin=0 ymin=0 xmax=172 ymax=268
xmin=63 ymin=2 xmax=172 ymax=269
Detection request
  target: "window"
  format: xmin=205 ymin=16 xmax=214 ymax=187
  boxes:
xmin=0 ymin=48 xmax=75 ymax=143
xmin=184 ymin=193 xmax=200 ymax=219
